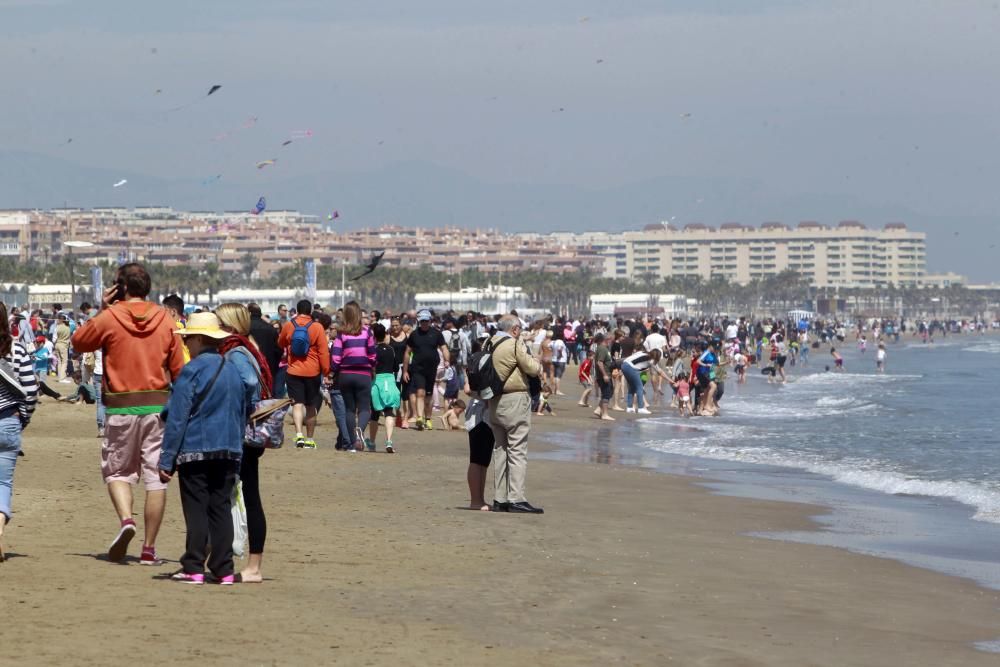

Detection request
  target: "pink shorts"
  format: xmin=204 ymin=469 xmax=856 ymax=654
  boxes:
xmin=101 ymin=414 xmax=168 ymax=491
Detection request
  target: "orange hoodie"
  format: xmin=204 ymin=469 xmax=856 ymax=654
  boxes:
xmin=71 ymin=300 xmax=185 ymax=414
xmin=277 ymin=314 xmax=331 ymax=378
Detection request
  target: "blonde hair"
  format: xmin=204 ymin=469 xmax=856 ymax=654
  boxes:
xmin=342 ymin=300 xmax=363 ymax=336
xmin=215 ymin=302 xmax=251 ymax=336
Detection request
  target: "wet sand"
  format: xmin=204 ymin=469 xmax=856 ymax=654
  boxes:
xmin=3 ymin=395 xmax=1000 ymax=666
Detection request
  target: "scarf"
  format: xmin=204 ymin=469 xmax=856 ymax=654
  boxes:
xmin=218 ymin=334 xmax=273 ymax=400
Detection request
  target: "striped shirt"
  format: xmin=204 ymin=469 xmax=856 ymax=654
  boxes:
xmin=623 ymin=351 xmax=655 ymax=372
xmin=0 ymin=342 xmax=39 ymax=426
xmin=331 ymin=328 xmax=376 ymax=377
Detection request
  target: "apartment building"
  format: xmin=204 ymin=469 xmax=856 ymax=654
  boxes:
xmin=2 ymin=209 xmax=602 ymax=279
xmin=535 ymin=221 xmax=926 ymax=288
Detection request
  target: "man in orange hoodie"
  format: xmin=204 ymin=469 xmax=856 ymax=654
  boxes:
xmin=72 ymin=263 xmax=185 ymax=565
xmin=277 ymin=299 xmax=330 ymax=448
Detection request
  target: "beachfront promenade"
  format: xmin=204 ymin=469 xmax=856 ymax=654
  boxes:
xmin=4 ymin=396 xmax=1000 ymax=666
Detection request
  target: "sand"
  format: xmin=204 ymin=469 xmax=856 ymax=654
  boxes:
xmin=3 ymin=395 xmax=999 ymax=666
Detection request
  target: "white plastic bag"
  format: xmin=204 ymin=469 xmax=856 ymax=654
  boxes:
xmin=231 ymin=480 xmax=248 ymax=558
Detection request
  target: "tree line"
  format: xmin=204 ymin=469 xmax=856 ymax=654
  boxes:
xmin=1 ymin=256 xmax=995 ymax=318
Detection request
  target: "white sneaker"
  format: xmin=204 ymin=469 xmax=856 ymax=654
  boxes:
xmin=626 ymin=407 xmax=636 ymax=413
xmin=637 ymin=408 xmax=652 ymax=415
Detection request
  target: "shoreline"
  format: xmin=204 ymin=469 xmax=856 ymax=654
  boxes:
xmin=4 ymin=397 xmax=1000 ymax=665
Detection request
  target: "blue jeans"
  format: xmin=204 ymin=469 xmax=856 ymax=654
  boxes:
xmin=273 ymin=366 xmax=288 ymax=398
xmin=622 ymin=363 xmax=646 ymax=409
xmin=329 ymin=388 xmax=351 ymax=449
xmin=0 ymin=416 xmax=23 ymax=521
xmin=94 ymin=374 xmax=105 ymax=429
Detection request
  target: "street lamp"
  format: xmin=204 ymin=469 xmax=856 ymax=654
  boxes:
xmin=64 ymin=241 xmax=94 ymax=309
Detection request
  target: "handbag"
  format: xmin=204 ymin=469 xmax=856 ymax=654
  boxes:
xmin=245 ymin=397 xmax=292 ymax=448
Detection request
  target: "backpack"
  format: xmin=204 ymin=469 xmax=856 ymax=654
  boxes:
xmin=466 ymin=336 xmax=513 ymax=400
xmin=448 ymin=330 xmax=462 ymax=364
xmin=290 ymin=319 xmax=314 ymax=358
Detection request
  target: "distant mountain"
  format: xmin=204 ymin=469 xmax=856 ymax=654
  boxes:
xmin=0 ymin=150 xmax=994 ymax=280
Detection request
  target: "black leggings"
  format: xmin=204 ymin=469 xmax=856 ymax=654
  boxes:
xmin=240 ymin=447 xmax=266 ymax=554
xmin=338 ymin=373 xmax=372 ymax=443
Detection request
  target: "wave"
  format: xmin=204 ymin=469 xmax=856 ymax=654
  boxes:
xmin=638 ymin=422 xmax=1000 ymax=525
xmin=962 ymin=343 xmax=1000 ymax=355
xmin=719 ymin=395 xmax=879 ymax=419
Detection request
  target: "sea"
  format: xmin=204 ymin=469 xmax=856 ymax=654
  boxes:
xmin=543 ymin=333 xmax=1000 ymax=610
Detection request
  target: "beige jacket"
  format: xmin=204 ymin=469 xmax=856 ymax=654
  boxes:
xmin=489 ymin=333 xmax=541 ymax=393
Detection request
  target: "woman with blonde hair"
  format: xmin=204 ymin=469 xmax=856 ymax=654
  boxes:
xmin=215 ymin=302 xmax=274 ymax=583
xmin=330 ymin=301 xmax=376 ymax=451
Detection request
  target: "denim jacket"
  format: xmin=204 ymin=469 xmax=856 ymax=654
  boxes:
xmin=158 ymin=349 xmax=253 ymax=471
xmin=225 ymin=346 xmax=263 ymax=405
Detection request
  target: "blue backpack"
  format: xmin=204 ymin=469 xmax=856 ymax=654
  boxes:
xmin=290 ymin=320 xmax=313 ymax=358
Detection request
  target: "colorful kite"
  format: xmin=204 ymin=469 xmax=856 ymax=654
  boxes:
xmin=251 ymin=196 xmax=266 ymax=215
xmin=327 ymin=211 xmax=340 ymax=221
xmin=255 ymin=159 xmax=277 ymax=169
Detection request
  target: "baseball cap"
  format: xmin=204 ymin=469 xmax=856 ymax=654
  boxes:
xmin=417 ymin=310 xmax=432 ymax=322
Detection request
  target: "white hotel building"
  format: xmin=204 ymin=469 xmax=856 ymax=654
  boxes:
xmin=528 ymin=221 xmax=926 ymax=289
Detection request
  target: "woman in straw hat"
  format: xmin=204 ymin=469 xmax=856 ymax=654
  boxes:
xmin=157 ymin=312 xmax=253 ymax=585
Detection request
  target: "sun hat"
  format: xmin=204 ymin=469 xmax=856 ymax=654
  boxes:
xmin=175 ymin=312 xmax=229 ymax=339
xmin=417 ymin=309 xmax=432 ymax=322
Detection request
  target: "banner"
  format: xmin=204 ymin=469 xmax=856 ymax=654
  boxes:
xmin=304 ymin=259 xmax=317 ymax=303
xmin=91 ymin=266 xmax=103 ymax=306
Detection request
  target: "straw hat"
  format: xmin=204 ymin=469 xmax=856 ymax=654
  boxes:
xmin=175 ymin=312 xmax=229 ymax=339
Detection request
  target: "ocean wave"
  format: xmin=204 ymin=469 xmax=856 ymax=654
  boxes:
xmin=791 ymin=372 xmax=923 ymax=386
xmin=637 ymin=427 xmax=1000 ymax=525
xmin=962 ymin=343 xmax=1000 ymax=355
xmin=719 ymin=395 xmax=878 ymax=419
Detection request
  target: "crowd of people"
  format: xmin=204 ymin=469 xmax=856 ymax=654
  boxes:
xmin=2 ymin=261 xmax=997 ymax=573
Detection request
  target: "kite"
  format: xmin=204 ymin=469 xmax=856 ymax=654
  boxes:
xmin=154 ymin=89 xmax=162 ymax=95
xmin=58 ymin=138 xmax=73 ymax=146
xmin=281 ymin=140 xmax=292 ymax=146
xmin=151 ymin=47 xmax=158 ymax=54
xmin=327 ymin=211 xmax=340 ymax=221
xmin=212 ymin=117 xmax=257 ymax=143
xmin=351 ymin=250 xmax=385 ymax=281
xmin=256 ymin=159 xmax=277 ymax=169
xmin=579 ymin=16 xmax=590 ymax=23
xmin=596 ymin=59 xmax=604 ymax=64
xmin=290 ymin=129 xmax=313 ymax=139
xmin=251 ymin=196 xmax=266 ymax=215
xmin=113 ymin=179 xmax=127 ymax=188
xmin=167 ymin=84 xmax=223 ymax=112
xmin=201 ymin=174 xmax=222 ymax=186
xmin=680 ymin=112 xmax=692 ymax=119
xmin=552 ymin=107 xmax=565 ymax=113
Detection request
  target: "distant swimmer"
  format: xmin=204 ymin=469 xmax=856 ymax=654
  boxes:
xmin=830 ymin=347 xmax=844 ymax=372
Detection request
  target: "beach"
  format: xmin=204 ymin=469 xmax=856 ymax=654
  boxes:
xmin=3 ymin=393 xmax=1000 ymax=666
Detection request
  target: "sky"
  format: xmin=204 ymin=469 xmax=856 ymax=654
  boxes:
xmin=1 ymin=0 xmax=999 ymax=279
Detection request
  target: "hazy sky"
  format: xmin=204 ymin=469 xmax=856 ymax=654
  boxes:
xmin=2 ymin=0 xmax=999 ymax=275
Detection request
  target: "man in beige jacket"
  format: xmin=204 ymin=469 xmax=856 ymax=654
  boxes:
xmin=487 ymin=314 xmax=544 ymax=514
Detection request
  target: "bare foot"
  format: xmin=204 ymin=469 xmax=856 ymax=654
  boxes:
xmin=473 ymin=503 xmax=491 ymax=511
xmin=239 ymin=569 xmax=263 ymax=583
xmin=611 ymin=406 xmax=625 ymax=412
xmin=601 ymin=415 xmax=616 ymax=421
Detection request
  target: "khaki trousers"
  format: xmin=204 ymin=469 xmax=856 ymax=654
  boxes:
xmin=55 ymin=343 xmax=69 ymax=381
xmin=489 ymin=391 xmax=531 ymax=504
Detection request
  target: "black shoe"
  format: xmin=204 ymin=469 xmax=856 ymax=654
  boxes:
xmin=492 ymin=501 xmax=509 ymax=512
xmin=507 ymin=501 xmax=544 ymax=514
